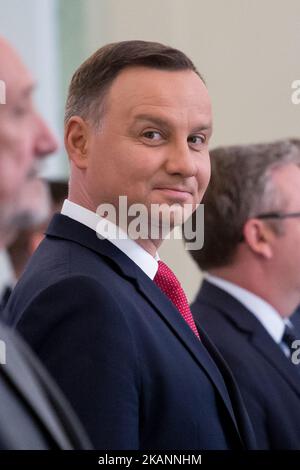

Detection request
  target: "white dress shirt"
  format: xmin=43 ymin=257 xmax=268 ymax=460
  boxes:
xmin=204 ymin=273 xmax=292 ymax=356
xmin=61 ymin=199 xmax=159 ymax=280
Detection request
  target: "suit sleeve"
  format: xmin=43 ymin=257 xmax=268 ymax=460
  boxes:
xmin=15 ymin=276 xmax=140 ymax=450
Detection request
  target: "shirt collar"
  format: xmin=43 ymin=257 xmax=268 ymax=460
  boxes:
xmin=61 ymin=199 xmax=159 ymax=280
xmin=204 ymin=272 xmax=286 ymax=344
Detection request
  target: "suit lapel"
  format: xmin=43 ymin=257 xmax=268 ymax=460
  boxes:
xmin=136 ymin=274 xmax=238 ymax=423
xmin=198 ymin=280 xmax=300 ymax=398
xmin=46 ymin=214 xmax=240 ymax=432
xmin=251 ymin=329 xmax=300 ymax=397
xmin=198 ymin=326 xmax=255 ymax=448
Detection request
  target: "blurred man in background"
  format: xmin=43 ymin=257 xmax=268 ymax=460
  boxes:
xmin=0 ymin=35 xmax=90 ymax=449
xmin=7 ymin=179 xmax=68 ymax=282
xmin=0 ymin=37 xmax=57 ymax=243
xmin=0 ymin=33 xmax=57 ymax=306
xmin=188 ymin=139 xmax=300 ymax=449
xmin=1 ymin=177 xmax=51 ymax=302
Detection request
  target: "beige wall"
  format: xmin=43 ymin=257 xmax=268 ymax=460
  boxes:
xmin=78 ymin=0 xmax=300 ymax=300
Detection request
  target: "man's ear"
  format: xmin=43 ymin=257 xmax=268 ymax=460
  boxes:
xmin=64 ymin=116 xmax=90 ymax=169
xmin=242 ymin=218 xmax=274 ymax=259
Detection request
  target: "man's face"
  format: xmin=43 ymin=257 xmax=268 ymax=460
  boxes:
xmin=0 ymin=39 xmax=57 ymax=210
xmin=84 ymin=67 xmax=212 ymax=232
xmin=269 ymin=163 xmax=300 ymax=297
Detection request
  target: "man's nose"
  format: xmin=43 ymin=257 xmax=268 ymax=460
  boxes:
xmin=165 ymin=141 xmax=198 ymax=177
xmin=34 ymin=113 xmax=59 ymax=159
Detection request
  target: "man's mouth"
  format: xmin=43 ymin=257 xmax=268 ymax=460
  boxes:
xmin=154 ymin=187 xmax=193 ymax=201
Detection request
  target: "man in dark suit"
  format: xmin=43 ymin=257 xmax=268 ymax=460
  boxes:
xmin=0 ymin=36 xmax=90 ymax=449
xmin=188 ymin=140 xmax=300 ymax=449
xmin=4 ymin=40 xmax=256 ymax=450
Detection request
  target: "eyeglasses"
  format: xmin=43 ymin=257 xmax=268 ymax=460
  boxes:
xmin=239 ymin=211 xmax=300 ymax=242
xmin=254 ymin=212 xmax=300 ymax=220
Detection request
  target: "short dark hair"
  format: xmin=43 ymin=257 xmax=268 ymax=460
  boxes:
xmin=65 ymin=40 xmax=203 ymax=125
xmin=187 ymin=139 xmax=300 ymax=270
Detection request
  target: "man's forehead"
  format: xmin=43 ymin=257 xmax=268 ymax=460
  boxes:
xmin=272 ymin=163 xmax=300 ymax=197
xmin=107 ymin=66 xmax=211 ymax=118
xmin=0 ymin=37 xmax=34 ymax=100
xmin=275 ymin=162 xmax=300 ymax=179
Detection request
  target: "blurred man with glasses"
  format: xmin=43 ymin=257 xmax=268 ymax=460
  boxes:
xmin=187 ymin=139 xmax=300 ymax=449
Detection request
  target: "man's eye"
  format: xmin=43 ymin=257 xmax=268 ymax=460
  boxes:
xmin=188 ymin=135 xmax=205 ymax=146
xmin=142 ymin=130 xmax=162 ymax=141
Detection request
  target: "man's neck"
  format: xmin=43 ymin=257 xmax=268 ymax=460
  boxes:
xmin=135 ymin=238 xmax=162 ymax=257
xmin=66 ymin=198 xmax=163 ymax=258
xmin=68 ymin=196 xmax=164 ymax=257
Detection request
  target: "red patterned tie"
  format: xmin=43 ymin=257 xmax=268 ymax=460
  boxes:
xmin=154 ymin=260 xmax=200 ymax=339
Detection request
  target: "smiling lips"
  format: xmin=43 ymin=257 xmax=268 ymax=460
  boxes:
xmin=154 ymin=187 xmax=193 ymax=201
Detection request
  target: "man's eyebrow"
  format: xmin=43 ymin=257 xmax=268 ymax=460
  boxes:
xmin=132 ymin=113 xmax=212 ymax=133
xmin=132 ymin=114 xmax=171 ymax=129
xmin=190 ymin=123 xmax=213 ymax=134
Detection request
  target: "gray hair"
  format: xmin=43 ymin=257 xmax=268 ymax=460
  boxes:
xmin=188 ymin=139 xmax=300 ymax=270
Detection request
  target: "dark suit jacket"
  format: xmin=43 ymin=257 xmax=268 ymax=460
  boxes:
xmin=192 ymin=280 xmax=300 ymax=449
xmin=291 ymin=306 xmax=300 ymax=331
xmin=0 ymin=321 xmax=91 ymax=449
xmin=4 ymin=214 xmax=256 ymax=450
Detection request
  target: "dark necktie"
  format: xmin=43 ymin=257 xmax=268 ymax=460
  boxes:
xmin=282 ymin=324 xmax=299 ymax=349
xmin=154 ymin=260 xmax=200 ymax=339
